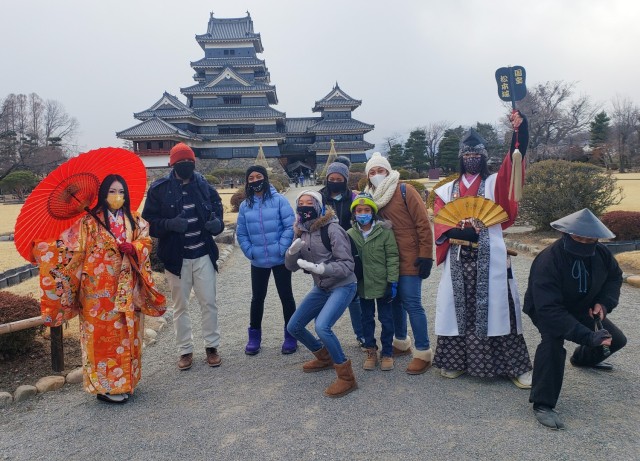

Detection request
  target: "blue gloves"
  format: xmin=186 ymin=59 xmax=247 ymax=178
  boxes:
xmin=383 ymin=282 xmax=398 ymax=304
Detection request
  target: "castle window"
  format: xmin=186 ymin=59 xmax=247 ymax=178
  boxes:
xmin=223 ymin=95 xmax=242 ymax=105
xmin=219 ymin=125 xmax=255 ymax=135
xmin=146 ymin=142 xmax=152 ymax=149
xmin=158 ymin=141 xmax=164 ymax=149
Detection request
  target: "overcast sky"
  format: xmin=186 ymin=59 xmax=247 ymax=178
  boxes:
xmin=1 ymin=0 xmax=638 ymax=154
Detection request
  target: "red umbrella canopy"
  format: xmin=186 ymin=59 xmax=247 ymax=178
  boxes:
xmin=14 ymin=147 xmax=147 ymax=261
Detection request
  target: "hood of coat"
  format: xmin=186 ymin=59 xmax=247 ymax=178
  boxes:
xmin=294 ymin=206 xmax=337 ymax=237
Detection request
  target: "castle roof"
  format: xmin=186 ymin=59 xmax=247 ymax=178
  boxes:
xmin=134 ymin=92 xmax=200 ymax=121
xmin=193 ymin=106 xmax=285 ymax=121
xmin=191 ymin=57 xmax=265 ymax=69
xmin=307 ymin=118 xmax=374 ymax=134
xmin=309 ymin=140 xmax=375 ymax=151
xmin=195 ymin=13 xmax=263 ymax=52
xmin=285 ymin=117 xmax=322 ymax=134
xmin=116 ymin=117 xmax=200 ymax=141
xmin=313 ymin=83 xmax=362 ymax=112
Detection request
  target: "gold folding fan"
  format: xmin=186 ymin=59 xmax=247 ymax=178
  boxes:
xmin=434 ymin=196 xmax=509 ymax=227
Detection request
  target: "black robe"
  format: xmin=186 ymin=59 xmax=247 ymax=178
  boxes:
xmin=523 ymin=239 xmax=622 ymax=345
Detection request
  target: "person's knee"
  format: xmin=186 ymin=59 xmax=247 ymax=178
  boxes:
xmin=314 ymin=319 xmax=333 ymax=340
xmin=613 ymin=330 xmax=627 ymax=352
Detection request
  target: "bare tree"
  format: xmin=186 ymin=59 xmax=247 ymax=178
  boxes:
xmin=514 ymin=81 xmax=599 ymax=161
xmin=423 ymin=121 xmax=450 ymax=169
xmin=0 ymin=93 xmax=77 ymax=180
xmin=610 ymin=95 xmax=640 ymax=172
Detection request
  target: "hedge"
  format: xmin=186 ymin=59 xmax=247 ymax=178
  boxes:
xmin=601 ymin=211 xmax=640 ymax=241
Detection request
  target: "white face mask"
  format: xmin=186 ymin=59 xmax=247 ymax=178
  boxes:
xmin=369 ymin=174 xmax=387 ymax=188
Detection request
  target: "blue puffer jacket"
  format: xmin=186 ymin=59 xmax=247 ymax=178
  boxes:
xmin=237 ymin=186 xmax=295 ymax=268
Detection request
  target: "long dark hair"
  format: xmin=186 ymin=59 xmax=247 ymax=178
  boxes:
xmin=90 ymin=174 xmax=137 ymax=233
xmin=459 ymin=156 xmax=490 ymax=179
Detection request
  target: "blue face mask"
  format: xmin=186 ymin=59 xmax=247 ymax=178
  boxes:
xmin=356 ymin=214 xmax=373 ymax=225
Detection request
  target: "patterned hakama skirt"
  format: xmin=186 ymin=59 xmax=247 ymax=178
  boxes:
xmin=434 ymin=247 xmax=532 ymax=377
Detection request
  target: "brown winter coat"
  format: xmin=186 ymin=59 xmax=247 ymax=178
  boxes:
xmin=377 ymin=184 xmax=433 ymax=276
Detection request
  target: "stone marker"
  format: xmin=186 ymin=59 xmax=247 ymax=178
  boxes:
xmin=13 ymin=385 xmax=38 ymax=402
xmin=35 ymin=376 xmax=65 ymax=393
xmin=627 ymin=275 xmax=640 ymax=288
xmin=0 ymin=391 xmax=13 ymax=406
xmin=65 ymin=368 xmax=83 ymax=384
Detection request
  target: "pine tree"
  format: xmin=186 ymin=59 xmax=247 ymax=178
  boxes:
xmin=590 ymin=111 xmax=611 ymax=147
xmin=387 ymin=143 xmax=406 ymax=169
xmin=437 ymin=126 xmax=464 ymax=174
xmin=404 ymin=129 xmax=428 ymax=173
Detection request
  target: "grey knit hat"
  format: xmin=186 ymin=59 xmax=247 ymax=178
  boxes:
xmin=550 ymin=208 xmax=615 ymax=239
xmin=326 ymin=156 xmax=351 ymax=181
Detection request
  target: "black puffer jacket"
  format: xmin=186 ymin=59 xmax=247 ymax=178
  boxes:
xmin=319 ymin=186 xmax=356 ymax=231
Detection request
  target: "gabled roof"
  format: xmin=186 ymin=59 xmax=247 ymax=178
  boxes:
xmin=307 ymin=118 xmax=374 ymax=134
xmin=312 ymin=83 xmax=362 ymax=112
xmin=193 ymin=106 xmax=285 ymax=121
xmin=116 ymin=117 xmax=200 ymax=141
xmin=309 ymin=140 xmax=375 ymax=151
xmin=195 ymin=13 xmax=264 ymax=52
xmin=134 ymin=92 xmax=200 ymax=121
xmin=181 ymin=76 xmax=278 ymax=103
xmin=285 ymin=117 xmax=322 ymax=134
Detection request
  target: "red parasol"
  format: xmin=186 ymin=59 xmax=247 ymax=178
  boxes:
xmin=14 ymin=147 xmax=147 ymax=261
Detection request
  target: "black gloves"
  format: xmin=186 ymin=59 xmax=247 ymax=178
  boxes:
xmin=414 ymin=258 xmax=433 ymax=279
xmin=165 ymin=213 xmax=188 ymax=233
xmin=590 ymin=329 xmax=612 ymax=347
xmin=445 ymin=227 xmax=479 ymax=243
xmin=205 ymin=217 xmax=224 ymax=236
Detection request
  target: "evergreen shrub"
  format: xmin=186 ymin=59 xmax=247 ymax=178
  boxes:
xmin=0 ymin=292 xmax=42 ymax=358
xmin=402 ymin=180 xmax=426 ymax=198
xmin=520 ymin=160 xmax=623 ymax=230
xmin=349 ymin=173 xmax=366 ymax=192
xmin=426 ymin=173 xmax=459 ymax=209
xmin=601 ymin=211 xmax=640 ymax=241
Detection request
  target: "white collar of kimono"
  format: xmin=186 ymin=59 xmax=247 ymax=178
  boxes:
xmin=462 ymin=173 xmax=480 ymax=188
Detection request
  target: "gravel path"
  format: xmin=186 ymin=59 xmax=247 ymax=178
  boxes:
xmin=1 ymin=186 xmax=638 ymax=460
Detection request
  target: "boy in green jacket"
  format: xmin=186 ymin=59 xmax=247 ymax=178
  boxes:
xmin=347 ymin=193 xmax=400 ymax=371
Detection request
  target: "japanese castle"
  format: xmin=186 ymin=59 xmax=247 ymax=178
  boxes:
xmin=116 ymin=12 xmax=374 ymax=172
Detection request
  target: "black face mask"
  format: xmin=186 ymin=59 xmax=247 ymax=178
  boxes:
xmin=563 ymin=233 xmax=597 ymax=258
xmin=249 ymin=179 xmax=265 ymax=192
xmin=174 ymin=162 xmax=195 ymax=180
xmin=327 ymin=181 xmax=346 ymax=194
xmin=297 ymin=206 xmax=318 ymax=223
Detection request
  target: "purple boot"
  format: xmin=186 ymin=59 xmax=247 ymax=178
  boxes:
xmin=245 ymin=328 xmax=261 ymax=355
xmin=282 ymin=327 xmax=298 ymax=354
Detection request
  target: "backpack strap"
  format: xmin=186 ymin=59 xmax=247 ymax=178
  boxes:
xmin=321 ymin=225 xmax=361 ymax=280
xmin=400 ymin=182 xmax=408 ymax=209
xmin=321 ymin=225 xmax=332 ymax=252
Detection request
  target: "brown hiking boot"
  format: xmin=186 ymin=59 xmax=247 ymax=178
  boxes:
xmin=363 ymin=348 xmax=378 ymax=370
xmin=302 ymin=347 xmax=334 ymax=373
xmin=206 ymin=347 xmax=221 ymax=367
xmin=406 ymin=348 xmax=433 ymax=375
xmin=325 ymin=360 xmax=358 ymax=398
xmin=177 ymin=353 xmax=193 ymax=370
xmin=380 ymin=356 xmax=395 ymax=371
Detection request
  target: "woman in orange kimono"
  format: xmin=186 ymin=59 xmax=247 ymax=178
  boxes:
xmin=33 ymin=174 xmax=165 ymax=404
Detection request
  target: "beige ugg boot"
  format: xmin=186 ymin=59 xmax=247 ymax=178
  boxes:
xmin=325 ymin=360 xmax=358 ymax=398
xmin=392 ymin=337 xmax=412 ymax=357
xmin=406 ymin=348 xmax=433 ymax=375
xmin=302 ymin=347 xmax=334 ymax=373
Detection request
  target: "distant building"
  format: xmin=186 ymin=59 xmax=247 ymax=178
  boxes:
xmin=116 ymin=13 xmax=374 ymax=172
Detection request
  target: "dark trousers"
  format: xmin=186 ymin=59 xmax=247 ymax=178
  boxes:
xmin=530 ymin=317 xmax=627 ymax=408
xmin=360 ymin=297 xmax=394 ymax=357
xmin=250 ymin=264 xmax=296 ymax=330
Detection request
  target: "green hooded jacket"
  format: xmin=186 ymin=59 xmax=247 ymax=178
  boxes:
xmin=347 ymin=220 xmax=399 ymax=300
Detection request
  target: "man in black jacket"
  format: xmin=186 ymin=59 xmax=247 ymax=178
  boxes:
xmin=142 ymin=143 xmax=224 ymax=371
xmin=524 ymin=208 xmax=627 ymax=430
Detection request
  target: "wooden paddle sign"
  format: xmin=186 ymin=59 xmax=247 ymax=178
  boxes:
xmin=495 ymin=65 xmax=527 ymax=108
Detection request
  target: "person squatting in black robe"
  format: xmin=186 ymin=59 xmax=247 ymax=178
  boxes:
xmin=523 ymin=208 xmax=627 ymax=430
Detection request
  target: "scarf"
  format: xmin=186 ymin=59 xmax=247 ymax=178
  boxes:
xmin=364 ymin=170 xmax=400 ymax=209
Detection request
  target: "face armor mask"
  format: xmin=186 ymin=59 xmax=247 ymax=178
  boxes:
xmin=463 ymin=156 xmax=482 ymax=175
xmin=562 ymin=233 xmax=597 ymax=258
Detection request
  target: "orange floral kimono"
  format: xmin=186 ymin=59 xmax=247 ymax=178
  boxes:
xmin=32 ymin=210 xmax=165 ymax=396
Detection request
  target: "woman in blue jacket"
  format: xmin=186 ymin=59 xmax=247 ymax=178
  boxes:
xmin=237 ymin=165 xmax=298 ymax=355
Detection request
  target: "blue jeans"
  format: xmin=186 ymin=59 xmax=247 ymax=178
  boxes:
xmin=347 ymin=295 xmax=364 ymax=343
xmin=287 ymin=283 xmax=357 ymax=364
xmin=392 ymin=275 xmax=430 ymax=350
xmin=360 ymin=297 xmax=394 ymax=357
